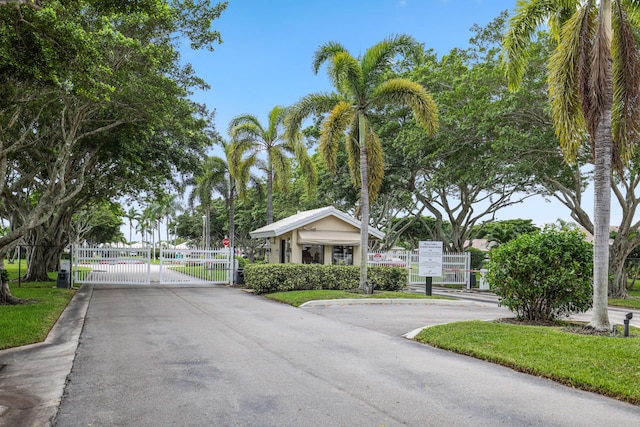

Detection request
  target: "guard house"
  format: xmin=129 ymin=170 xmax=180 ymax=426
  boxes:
xmin=249 ymin=206 xmax=385 ymax=266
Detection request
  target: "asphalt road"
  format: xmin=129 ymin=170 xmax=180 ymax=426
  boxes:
xmin=53 ymin=285 xmax=640 ymax=426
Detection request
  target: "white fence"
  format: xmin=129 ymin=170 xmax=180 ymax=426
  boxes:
xmin=73 ymin=245 xmax=231 ymax=285
xmin=368 ymin=250 xmax=471 ymax=287
xmin=74 ymin=246 xmax=152 ymax=285
xmin=159 ymin=247 xmax=230 ymax=285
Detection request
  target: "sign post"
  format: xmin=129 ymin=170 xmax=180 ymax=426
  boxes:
xmin=418 ymin=241 xmax=443 ymax=296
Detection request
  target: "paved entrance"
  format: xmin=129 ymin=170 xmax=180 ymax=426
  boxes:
xmin=52 ymin=286 xmax=640 ymax=426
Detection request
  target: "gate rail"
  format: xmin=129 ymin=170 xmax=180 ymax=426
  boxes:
xmin=72 ymin=245 xmax=231 ymax=285
xmin=368 ymin=250 xmax=471 ymax=287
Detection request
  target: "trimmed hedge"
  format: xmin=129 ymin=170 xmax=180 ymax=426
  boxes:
xmin=244 ymin=263 xmax=408 ymax=294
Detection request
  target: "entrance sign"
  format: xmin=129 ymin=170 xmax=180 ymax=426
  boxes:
xmin=418 ymin=241 xmax=443 ymax=277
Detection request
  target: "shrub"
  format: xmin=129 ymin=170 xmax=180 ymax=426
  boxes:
xmin=485 ymin=226 xmax=593 ymax=321
xmin=236 ymin=256 xmax=248 ymax=269
xmin=466 ymin=247 xmax=486 ymax=270
xmin=244 ymin=264 xmax=408 ymax=294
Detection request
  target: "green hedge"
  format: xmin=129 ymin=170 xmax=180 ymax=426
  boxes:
xmin=244 ymin=264 xmax=408 ymax=294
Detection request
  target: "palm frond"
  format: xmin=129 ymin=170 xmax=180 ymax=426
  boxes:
xmin=330 ymin=51 xmax=364 ymax=101
xmin=503 ymin=0 xmax=571 ymax=91
xmin=590 ymin=2 xmax=613 ymax=141
xmin=365 ymin=121 xmax=384 ymax=203
xmin=361 ymin=34 xmax=420 ymax=86
xmin=612 ymin=1 xmax=640 ymax=164
xmin=266 ymin=105 xmax=287 ymax=142
xmin=228 ymin=121 xmax=264 ymax=144
xmin=270 ymin=149 xmax=291 ymax=192
xmin=312 ymin=41 xmax=348 ymax=74
xmin=371 ymin=78 xmax=438 ymax=136
xmin=285 ymin=92 xmax=344 ymax=141
xmin=228 ymin=114 xmax=263 ymax=136
xmin=547 ymin=4 xmax=591 ymax=162
xmin=346 ymin=115 xmax=361 ymax=189
xmin=319 ymin=101 xmax=354 ymax=173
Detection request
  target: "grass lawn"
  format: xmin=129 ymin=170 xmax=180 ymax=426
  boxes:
xmin=264 ymin=289 xmax=451 ymax=307
xmin=415 ymin=320 xmax=640 ymax=405
xmin=0 ymin=261 xmax=76 ymax=350
xmin=609 ymin=288 xmax=640 ymax=309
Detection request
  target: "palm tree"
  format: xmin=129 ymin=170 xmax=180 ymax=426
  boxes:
xmin=286 ymin=34 xmax=438 ymax=292
xmin=503 ymin=0 xmax=640 ymax=331
xmin=228 ymin=105 xmax=316 ymax=225
xmin=150 ymin=193 xmax=182 ymax=247
xmin=124 ymin=207 xmax=139 ymax=244
xmin=140 ymin=206 xmax=157 ymax=257
xmin=188 ymin=156 xmax=228 ymax=248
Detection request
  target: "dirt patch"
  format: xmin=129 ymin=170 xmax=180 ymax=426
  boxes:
xmin=496 ymin=318 xmax=636 ymax=337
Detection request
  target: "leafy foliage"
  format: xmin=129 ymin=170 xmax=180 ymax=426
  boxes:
xmin=485 ymin=227 xmax=593 ymax=321
xmin=244 ymin=264 xmax=407 ymax=295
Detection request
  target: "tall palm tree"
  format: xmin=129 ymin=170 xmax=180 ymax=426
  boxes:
xmin=286 ymin=34 xmax=438 ymax=292
xmin=188 ymin=156 xmax=228 ymax=248
xmin=503 ymin=0 xmax=640 ymax=331
xmin=150 ymin=193 xmax=182 ymax=247
xmin=140 ymin=206 xmax=157 ymax=256
xmin=124 ymin=207 xmax=139 ymax=244
xmin=228 ymin=105 xmax=316 ymax=225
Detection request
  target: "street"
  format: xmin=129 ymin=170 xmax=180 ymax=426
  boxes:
xmin=53 ymin=285 xmax=640 ymax=426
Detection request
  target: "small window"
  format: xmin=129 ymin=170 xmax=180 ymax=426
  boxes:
xmin=332 ymin=246 xmax=353 ymax=265
xmin=302 ymin=244 xmax=324 ymax=264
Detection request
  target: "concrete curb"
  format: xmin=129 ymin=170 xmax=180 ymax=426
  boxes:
xmin=299 ymin=298 xmax=493 ymax=308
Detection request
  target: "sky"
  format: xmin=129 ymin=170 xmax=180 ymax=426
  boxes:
xmin=129 ymin=0 xmax=624 ymax=240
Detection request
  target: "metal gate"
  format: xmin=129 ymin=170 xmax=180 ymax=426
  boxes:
xmin=368 ymin=250 xmax=471 ymax=286
xmin=73 ymin=245 xmax=231 ymax=286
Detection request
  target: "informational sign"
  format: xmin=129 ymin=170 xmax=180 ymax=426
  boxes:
xmin=418 ymin=241 xmax=443 ymax=277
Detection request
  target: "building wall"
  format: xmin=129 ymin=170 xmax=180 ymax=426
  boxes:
xmin=266 ymin=216 xmax=371 ymax=265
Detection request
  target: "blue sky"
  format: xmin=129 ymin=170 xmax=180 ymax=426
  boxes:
xmin=163 ymin=0 xmax=616 ymax=233
xmin=185 ymin=0 xmax=516 ymax=135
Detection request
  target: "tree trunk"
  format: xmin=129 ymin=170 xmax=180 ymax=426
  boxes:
xmin=590 ymin=2 xmax=613 ymax=330
xmin=0 ymin=254 xmax=24 ymax=305
xmin=266 ymin=158 xmax=273 ymax=225
xmin=0 ymin=278 xmax=23 ymax=304
xmin=358 ymin=111 xmax=370 ymax=293
xmin=609 ymin=241 xmax=630 ymax=298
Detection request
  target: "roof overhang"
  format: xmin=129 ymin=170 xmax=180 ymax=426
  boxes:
xmin=297 ymin=230 xmax=363 ymax=246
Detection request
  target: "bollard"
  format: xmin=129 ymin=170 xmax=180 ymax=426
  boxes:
xmin=624 ymin=312 xmax=633 ymax=337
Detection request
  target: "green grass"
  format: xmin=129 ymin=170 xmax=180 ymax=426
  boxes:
xmin=264 ymin=289 xmax=451 ymax=307
xmin=171 ymin=264 xmax=228 ymax=281
xmin=1 ymin=262 xmax=76 ymax=350
xmin=415 ymin=320 xmax=640 ymax=405
xmin=610 ymin=289 xmax=640 ymax=309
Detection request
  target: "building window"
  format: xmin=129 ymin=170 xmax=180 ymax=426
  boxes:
xmin=302 ymin=244 xmax=324 ymax=264
xmin=332 ymin=246 xmax=353 ymax=265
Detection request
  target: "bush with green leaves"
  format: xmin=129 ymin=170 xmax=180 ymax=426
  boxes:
xmin=485 ymin=227 xmax=593 ymax=321
xmin=244 ymin=264 xmax=407 ymax=294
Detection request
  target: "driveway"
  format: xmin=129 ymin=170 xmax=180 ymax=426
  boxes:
xmin=53 ymin=285 xmax=640 ymax=426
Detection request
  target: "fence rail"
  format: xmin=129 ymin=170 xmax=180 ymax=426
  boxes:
xmin=368 ymin=250 xmax=471 ymax=287
xmin=72 ymin=245 xmax=231 ymax=285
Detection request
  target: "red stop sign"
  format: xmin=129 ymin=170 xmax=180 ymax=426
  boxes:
xmin=222 ymin=237 xmax=230 ymax=247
